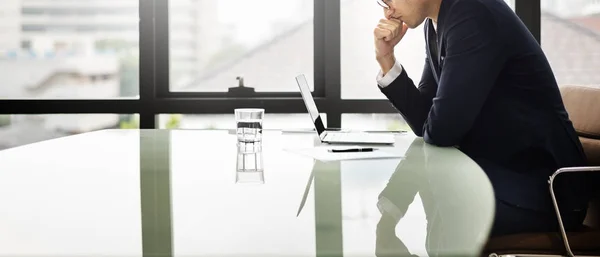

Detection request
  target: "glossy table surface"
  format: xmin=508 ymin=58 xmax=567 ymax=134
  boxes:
xmin=0 ymin=129 xmax=495 ymax=257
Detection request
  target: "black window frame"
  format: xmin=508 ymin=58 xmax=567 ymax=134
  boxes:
xmin=0 ymin=0 xmax=541 ymax=130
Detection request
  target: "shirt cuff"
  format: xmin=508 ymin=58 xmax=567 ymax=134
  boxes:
xmin=377 ymin=196 xmax=403 ymax=222
xmin=376 ymin=61 xmax=403 ymax=88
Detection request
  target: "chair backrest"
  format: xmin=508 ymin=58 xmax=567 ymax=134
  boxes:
xmin=559 ymin=84 xmax=600 ymax=228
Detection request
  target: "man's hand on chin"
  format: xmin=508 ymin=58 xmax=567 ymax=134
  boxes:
xmin=374 ymin=18 xmax=408 ymax=75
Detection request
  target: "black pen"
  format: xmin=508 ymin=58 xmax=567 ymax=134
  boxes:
xmin=329 ymin=148 xmax=376 ymax=153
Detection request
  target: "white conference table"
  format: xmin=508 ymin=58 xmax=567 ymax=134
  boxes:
xmin=0 ymin=129 xmax=495 ymax=257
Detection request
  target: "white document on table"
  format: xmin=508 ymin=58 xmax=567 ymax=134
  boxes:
xmin=285 ymin=146 xmax=405 ymax=161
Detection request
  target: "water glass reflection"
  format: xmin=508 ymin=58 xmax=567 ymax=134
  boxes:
xmin=236 ymin=142 xmax=264 ymax=184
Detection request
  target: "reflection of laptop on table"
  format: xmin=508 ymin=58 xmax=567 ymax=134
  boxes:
xmin=295 ymin=74 xmax=395 ymax=145
xmin=296 ymin=169 xmax=315 ymax=217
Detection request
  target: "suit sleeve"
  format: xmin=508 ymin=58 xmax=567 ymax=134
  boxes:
xmin=377 ymin=164 xmax=421 ymax=221
xmin=423 ymin=3 xmax=506 ymax=146
xmin=379 ymin=59 xmax=438 ymax=135
xmin=377 ymin=142 xmax=424 ymax=221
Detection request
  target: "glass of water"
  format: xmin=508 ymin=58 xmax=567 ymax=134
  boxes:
xmin=235 ymin=108 xmax=264 ymax=143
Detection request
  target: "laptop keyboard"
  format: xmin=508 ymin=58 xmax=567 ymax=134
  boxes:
xmin=324 ymin=132 xmax=393 ymax=143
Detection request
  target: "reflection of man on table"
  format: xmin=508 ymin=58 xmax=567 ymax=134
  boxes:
xmin=375 ymin=138 xmax=488 ymax=257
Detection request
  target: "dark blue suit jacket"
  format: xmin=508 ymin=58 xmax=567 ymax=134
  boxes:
xmin=380 ymin=0 xmax=591 ymax=212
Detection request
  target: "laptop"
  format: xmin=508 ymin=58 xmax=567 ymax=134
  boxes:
xmin=295 ymin=74 xmax=396 ymax=145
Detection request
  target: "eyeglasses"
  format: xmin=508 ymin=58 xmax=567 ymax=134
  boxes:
xmin=377 ymin=0 xmax=390 ymax=9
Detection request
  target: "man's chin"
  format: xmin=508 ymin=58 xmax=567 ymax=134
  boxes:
xmin=400 ymin=20 xmax=415 ymax=29
xmin=404 ymin=23 xmax=417 ymax=29
xmin=409 ymin=19 xmax=427 ymax=28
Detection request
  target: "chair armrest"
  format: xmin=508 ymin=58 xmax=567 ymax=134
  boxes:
xmin=549 ymin=166 xmax=600 ymax=257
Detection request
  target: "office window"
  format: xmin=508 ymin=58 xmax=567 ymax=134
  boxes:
xmin=541 ymin=0 xmax=600 ymax=86
xmin=158 ymin=114 xmax=326 ymax=130
xmin=0 ymin=114 xmax=138 ymax=150
xmin=0 ymin=0 xmax=139 ymax=99
xmin=340 ymin=0 xmax=515 ymax=99
xmin=169 ymin=0 xmax=314 ymax=92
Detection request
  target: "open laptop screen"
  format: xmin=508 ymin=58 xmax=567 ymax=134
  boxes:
xmin=295 ymin=74 xmax=326 ymax=135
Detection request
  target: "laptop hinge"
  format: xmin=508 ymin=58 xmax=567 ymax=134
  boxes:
xmin=320 ymin=130 xmax=328 ymax=141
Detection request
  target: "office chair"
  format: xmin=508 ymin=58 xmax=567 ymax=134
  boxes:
xmin=484 ymin=85 xmax=600 ymax=257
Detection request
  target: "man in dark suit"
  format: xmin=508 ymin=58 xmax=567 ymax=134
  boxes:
xmin=373 ymin=0 xmax=592 ymax=236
